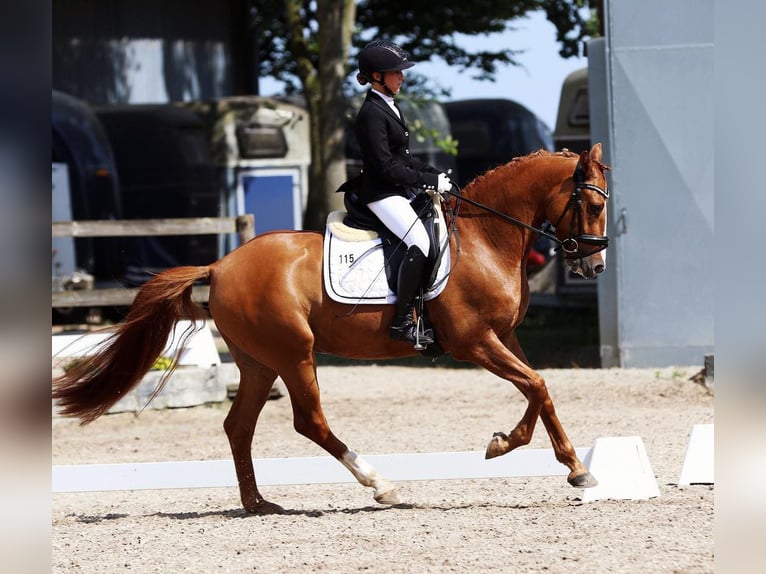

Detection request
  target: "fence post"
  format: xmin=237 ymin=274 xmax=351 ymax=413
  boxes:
xmin=236 ymin=214 xmax=255 ymax=243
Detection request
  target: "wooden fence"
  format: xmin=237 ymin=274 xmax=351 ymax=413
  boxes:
xmin=52 ymin=214 xmax=254 ymax=308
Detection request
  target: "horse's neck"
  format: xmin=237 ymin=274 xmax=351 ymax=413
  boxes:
xmin=458 ymin=157 xmax=570 ymax=253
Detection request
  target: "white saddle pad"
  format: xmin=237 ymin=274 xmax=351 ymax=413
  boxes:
xmin=323 ymin=211 xmax=451 ymax=305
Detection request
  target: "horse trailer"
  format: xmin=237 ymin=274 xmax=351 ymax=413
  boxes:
xmin=554 ymin=67 xmax=590 ymax=154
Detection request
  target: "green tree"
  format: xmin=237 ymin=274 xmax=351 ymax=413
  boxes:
xmin=252 ymin=0 xmax=594 ymax=230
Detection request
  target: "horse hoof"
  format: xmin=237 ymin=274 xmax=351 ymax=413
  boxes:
xmin=244 ymin=500 xmax=286 ymax=515
xmin=568 ymin=471 xmax=598 ymax=488
xmin=485 ymin=432 xmax=510 ymax=459
xmin=374 ymin=488 xmax=401 ymax=506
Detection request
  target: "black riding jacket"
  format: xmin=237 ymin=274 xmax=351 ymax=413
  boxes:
xmin=354 ymin=91 xmax=440 ymax=204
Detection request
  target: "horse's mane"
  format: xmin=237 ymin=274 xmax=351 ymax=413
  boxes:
xmin=514 ymin=148 xmax=579 ymax=162
xmin=464 ymin=149 xmax=580 ymax=193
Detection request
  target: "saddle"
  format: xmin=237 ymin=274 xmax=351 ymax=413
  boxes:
xmin=323 ymin=179 xmax=450 ymax=306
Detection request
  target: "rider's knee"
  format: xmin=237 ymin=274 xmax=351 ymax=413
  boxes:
xmin=405 ymin=224 xmax=430 ymax=255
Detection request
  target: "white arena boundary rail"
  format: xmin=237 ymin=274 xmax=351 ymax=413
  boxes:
xmin=51 ymin=434 xmax=699 ymax=502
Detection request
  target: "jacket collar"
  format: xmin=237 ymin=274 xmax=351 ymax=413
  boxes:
xmin=366 ymin=90 xmax=406 ymax=127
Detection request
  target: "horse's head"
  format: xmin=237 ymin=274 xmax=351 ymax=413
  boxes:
xmin=551 ymin=143 xmax=611 ymax=279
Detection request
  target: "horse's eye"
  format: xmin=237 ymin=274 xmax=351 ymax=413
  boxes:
xmin=587 ymin=204 xmax=603 ymax=217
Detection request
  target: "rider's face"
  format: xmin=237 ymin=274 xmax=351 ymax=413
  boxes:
xmin=381 ymin=71 xmax=404 ymax=94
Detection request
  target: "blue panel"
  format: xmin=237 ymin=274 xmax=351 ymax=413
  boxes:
xmin=241 ymin=174 xmax=296 ymax=234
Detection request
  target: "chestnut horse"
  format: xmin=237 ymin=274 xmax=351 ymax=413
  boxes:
xmin=53 ymin=144 xmax=610 ymax=514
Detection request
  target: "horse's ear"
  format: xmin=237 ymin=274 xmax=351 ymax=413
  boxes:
xmin=589 ymin=143 xmax=603 ymax=162
xmin=588 ymin=142 xmax=611 ymax=172
xmin=578 ymin=143 xmax=605 ymax=175
xmin=578 ymin=149 xmax=591 ymax=173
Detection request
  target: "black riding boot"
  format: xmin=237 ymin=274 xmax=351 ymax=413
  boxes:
xmin=390 ymin=246 xmax=433 ymax=345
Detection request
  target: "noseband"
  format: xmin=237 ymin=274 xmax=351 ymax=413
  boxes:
xmin=443 ymin=163 xmax=609 ymax=260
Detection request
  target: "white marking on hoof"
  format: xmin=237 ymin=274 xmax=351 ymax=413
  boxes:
xmin=341 ymin=450 xmax=399 ymax=503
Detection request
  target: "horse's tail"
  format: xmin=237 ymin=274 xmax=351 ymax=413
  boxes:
xmin=52 ymin=266 xmax=211 ymax=424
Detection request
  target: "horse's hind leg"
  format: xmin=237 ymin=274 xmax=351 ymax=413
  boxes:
xmin=223 ymin=344 xmax=283 ymax=514
xmin=280 ymin=356 xmax=401 ymax=506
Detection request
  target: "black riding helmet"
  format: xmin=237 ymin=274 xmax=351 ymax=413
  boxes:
xmin=357 ymin=40 xmax=415 ymax=86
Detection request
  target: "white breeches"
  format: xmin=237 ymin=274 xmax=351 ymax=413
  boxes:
xmin=367 ymin=195 xmax=430 ymax=255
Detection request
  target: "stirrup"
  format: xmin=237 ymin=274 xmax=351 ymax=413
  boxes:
xmin=412 ymin=316 xmax=434 ymax=351
xmin=389 ymin=317 xmax=434 ymax=349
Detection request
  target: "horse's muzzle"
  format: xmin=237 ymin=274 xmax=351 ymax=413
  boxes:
xmin=566 ymin=253 xmax=606 ymax=279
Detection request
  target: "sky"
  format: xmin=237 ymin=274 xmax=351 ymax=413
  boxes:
xmin=411 ymin=12 xmax=587 ymax=130
xmin=259 ymin=11 xmax=587 ymax=131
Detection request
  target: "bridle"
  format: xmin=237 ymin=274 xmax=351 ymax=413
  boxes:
xmin=549 ymin=163 xmax=610 ymax=259
xmin=442 ymin=162 xmax=610 ymax=260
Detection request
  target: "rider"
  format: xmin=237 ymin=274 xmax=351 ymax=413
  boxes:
xmin=354 ymin=39 xmax=452 ymax=345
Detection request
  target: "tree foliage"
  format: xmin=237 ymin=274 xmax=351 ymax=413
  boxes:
xmin=249 ymin=0 xmax=596 ymax=229
xmin=254 ymin=0 xmax=594 ymax=94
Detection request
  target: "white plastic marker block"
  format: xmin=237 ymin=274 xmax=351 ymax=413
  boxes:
xmin=52 ymin=320 xmax=220 ymax=367
xmin=678 ymin=423 xmax=714 ymax=486
xmin=51 ymin=331 xmax=111 ymax=358
xmin=580 ymin=436 xmax=660 ymax=502
xmin=168 ymin=320 xmax=221 ymax=367
xmin=52 ymin=447 xmax=591 ymax=493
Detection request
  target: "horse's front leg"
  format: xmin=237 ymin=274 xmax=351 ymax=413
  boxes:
xmin=503 ymin=332 xmax=597 ymax=487
xmin=467 ymin=331 xmax=597 ymax=489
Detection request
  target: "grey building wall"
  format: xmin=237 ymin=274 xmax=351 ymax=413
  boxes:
xmin=591 ymin=0 xmax=714 ymax=367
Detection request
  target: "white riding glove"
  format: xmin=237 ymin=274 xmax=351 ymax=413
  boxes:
xmin=437 ymin=173 xmax=452 ymax=194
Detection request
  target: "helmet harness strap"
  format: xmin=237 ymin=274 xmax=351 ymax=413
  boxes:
xmin=373 ymin=72 xmax=397 ymax=98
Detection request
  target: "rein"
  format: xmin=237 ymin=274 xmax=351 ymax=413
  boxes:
xmin=442 ymin=187 xmax=561 ymax=244
xmin=442 ymin=164 xmax=609 ymax=260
